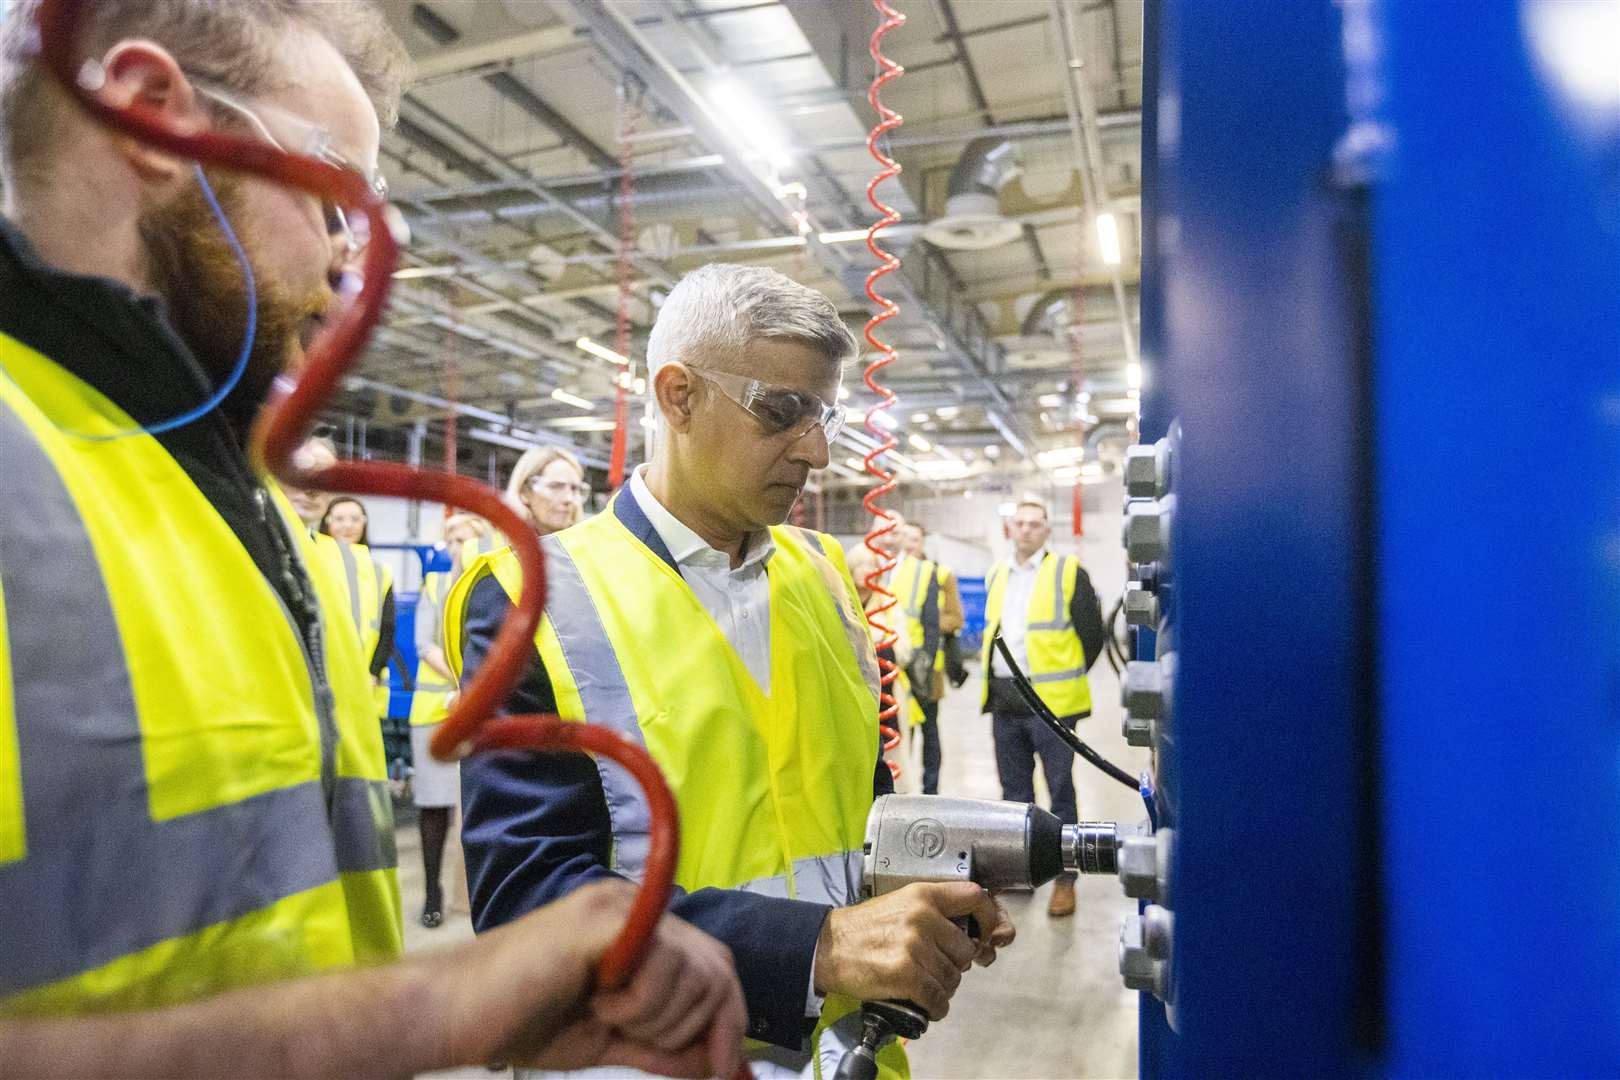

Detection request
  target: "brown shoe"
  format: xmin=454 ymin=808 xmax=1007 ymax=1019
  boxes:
xmin=1047 ymin=879 xmax=1077 ymax=918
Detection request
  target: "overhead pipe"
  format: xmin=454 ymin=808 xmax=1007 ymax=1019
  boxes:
xmin=1049 ymin=1 xmax=1139 ymax=366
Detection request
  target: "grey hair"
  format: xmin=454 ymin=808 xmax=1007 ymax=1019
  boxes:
xmin=0 ymin=0 xmax=409 ymax=189
xmin=646 ymin=263 xmax=858 ymax=379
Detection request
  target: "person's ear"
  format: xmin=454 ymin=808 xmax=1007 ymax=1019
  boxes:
xmin=654 ymin=363 xmax=698 ymax=434
xmin=96 ymin=40 xmax=204 ymax=184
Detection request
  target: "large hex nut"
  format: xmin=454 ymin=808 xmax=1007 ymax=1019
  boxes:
xmin=1123 ymin=585 xmax=1160 ymax=628
xmin=1121 ymin=661 xmax=1167 ymax=719
xmin=1118 ymin=835 xmax=1162 ymax=901
xmin=1124 ymin=439 xmax=1171 ymax=499
xmin=1119 ymin=915 xmax=1165 ymax=997
xmin=1122 ymin=712 xmax=1156 ymax=748
xmin=1123 ymin=496 xmax=1173 ymax=564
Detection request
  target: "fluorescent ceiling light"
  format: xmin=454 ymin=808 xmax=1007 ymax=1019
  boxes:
xmin=908 ymin=434 xmax=933 ymax=452
xmin=708 ymin=77 xmax=792 ymax=170
xmin=997 ymin=501 xmax=1017 ymax=517
xmin=816 ymin=228 xmax=868 ymax=244
xmin=393 ymin=264 xmax=460 ymax=280
xmin=935 ymin=405 xmax=961 ymax=420
xmin=548 ymin=417 xmax=618 ymax=432
xmin=869 ymin=410 xmax=899 ymax=431
xmin=984 ymin=444 xmax=1001 ymax=458
xmin=1038 ymin=393 xmax=1065 ymax=408
xmin=1096 ymin=212 xmax=1122 ymax=266
xmin=845 ymin=456 xmax=865 ymax=471
xmin=550 ymin=388 xmax=595 ymax=410
xmin=1126 ymin=362 xmax=1143 ymax=391
xmin=576 ymin=336 xmax=629 ymax=366
xmin=910 ymin=411 xmax=930 ymax=424
xmin=1037 ymin=446 xmax=1087 ymax=468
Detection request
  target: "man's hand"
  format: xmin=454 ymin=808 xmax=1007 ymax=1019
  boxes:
xmin=812 ymin=882 xmax=1014 ymax=1021
xmin=436 ymin=880 xmax=745 ymax=1078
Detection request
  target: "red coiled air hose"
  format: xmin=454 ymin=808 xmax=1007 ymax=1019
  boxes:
xmin=862 ymin=0 xmax=907 ymax=780
xmin=35 ymin=0 xmax=676 ymax=1002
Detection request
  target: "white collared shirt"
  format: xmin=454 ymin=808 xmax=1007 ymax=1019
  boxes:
xmin=628 ymin=465 xmax=775 ymax=693
xmin=990 ymin=546 xmax=1048 ymax=678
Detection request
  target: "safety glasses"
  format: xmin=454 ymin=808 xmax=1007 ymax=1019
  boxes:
xmin=188 ymin=77 xmax=389 ymax=257
xmin=689 ymin=367 xmax=846 ymax=443
xmin=526 ymin=475 xmax=591 ymax=501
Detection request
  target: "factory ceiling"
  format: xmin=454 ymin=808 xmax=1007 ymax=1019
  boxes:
xmin=335 ymin=0 xmax=1144 ymax=490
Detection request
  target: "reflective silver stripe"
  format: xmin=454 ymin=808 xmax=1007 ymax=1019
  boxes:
xmin=782 ymin=529 xmax=881 ymax=698
xmin=331 ymin=777 xmax=397 ymax=873
xmin=1030 ymin=667 xmax=1085 ymax=684
xmin=736 ymin=851 xmax=861 ymax=907
xmin=903 ymin=557 xmax=930 ymax=617
xmin=1026 ymin=555 xmax=1074 ymax=631
xmin=415 ymin=680 xmax=455 ymax=693
xmin=337 ymin=540 xmax=363 ymax=635
xmin=0 ymin=402 xmax=347 ymax=995
xmin=539 ymin=534 xmax=653 ymax=879
xmin=369 ymin=558 xmax=387 ymax=631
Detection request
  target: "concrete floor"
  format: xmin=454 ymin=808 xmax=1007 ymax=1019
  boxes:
xmin=401 ymin=658 xmax=1146 ymax=1080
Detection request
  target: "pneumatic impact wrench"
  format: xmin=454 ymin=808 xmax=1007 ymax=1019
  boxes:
xmin=833 ymin=796 xmax=1120 ymax=1080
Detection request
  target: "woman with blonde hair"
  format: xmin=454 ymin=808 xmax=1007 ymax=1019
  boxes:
xmin=506 ymin=445 xmax=588 ymax=536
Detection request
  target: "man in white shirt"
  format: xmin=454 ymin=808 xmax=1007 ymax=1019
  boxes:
xmin=982 ymin=500 xmax=1106 ymax=917
xmin=454 ymin=264 xmax=1013 ymax=1078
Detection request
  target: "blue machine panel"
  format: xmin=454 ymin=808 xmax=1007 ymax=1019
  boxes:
xmin=1137 ymin=0 xmax=1619 ymax=1074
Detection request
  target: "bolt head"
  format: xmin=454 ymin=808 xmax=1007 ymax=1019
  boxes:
xmin=1118 ymin=835 xmax=1161 ymax=900
xmin=1121 ymin=660 xmax=1166 ymax=718
xmin=1123 ymin=585 xmax=1160 ymax=628
xmin=1118 ymin=914 xmax=1161 ymax=992
xmin=1123 ymin=498 xmax=1171 ymax=564
xmin=1122 ymin=713 xmax=1155 ymax=748
xmin=1123 ymin=444 xmax=1161 ymax=498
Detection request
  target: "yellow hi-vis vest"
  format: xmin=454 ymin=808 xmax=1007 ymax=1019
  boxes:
xmin=892 ymin=554 xmax=947 ymax=726
xmin=0 ymin=333 xmax=402 ymax=1017
xmin=408 ymin=569 xmax=454 ymax=727
xmin=980 ymin=552 xmax=1093 ymax=721
xmin=312 ymin=534 xmax=393 ymax=716
xmin=444 ymin=501 xmax=907 ymax=1080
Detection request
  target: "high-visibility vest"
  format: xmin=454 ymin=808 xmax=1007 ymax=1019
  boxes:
xmin=0 ymin=332 xmax=402 ymax=1016
xmin=980 ymin=552 xmax=1092 ymax=721
xmin=892 ymin=554 xmax=948 ymax=725
xmin=445 ymin=500 xmax=906 ymax=1080
xmin=408 ymin=570 xmax=454 ymax=728
xmin=312 ymin=534 xmax=393 ymax=717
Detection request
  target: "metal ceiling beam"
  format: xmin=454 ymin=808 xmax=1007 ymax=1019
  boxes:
xmin=409 ymin=24 xmax=579 ymax=84
xmin=932 ymin=0 xmax=994 ymax=123
xmin=564 ymin=0 xmax=1038 ymax=462
xmin=481 ymin=70 xmax=617 ymax=171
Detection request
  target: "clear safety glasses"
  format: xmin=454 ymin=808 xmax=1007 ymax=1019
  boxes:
xmin=526 ymin=475 xmax=592 ymax=501
xmin=690 ymin=367 xmax=847 ymax=444
xmin=188 ymin=77 xmax=389 ymax=257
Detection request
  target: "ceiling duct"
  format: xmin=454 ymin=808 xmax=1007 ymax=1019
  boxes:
xmin=921 ymin=137 xmax=1024 ymax=251
xmin=1020 ymin=284 xmax=1133 ymax=338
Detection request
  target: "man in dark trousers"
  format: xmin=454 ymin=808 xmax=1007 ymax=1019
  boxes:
xmin=980 ymin=499 xmax=1106 ymax=917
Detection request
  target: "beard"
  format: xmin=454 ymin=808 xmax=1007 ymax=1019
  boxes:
xmin=138 ymin=169 xmax=329 ymax=431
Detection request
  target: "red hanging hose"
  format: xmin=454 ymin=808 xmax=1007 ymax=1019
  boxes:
xmin=863 ymin=0 xmax=907 ymax=779
xmin=608 ymin=77 xmax=638 ymax=491
xmin=34 ymin=0 xmax=678 ymax=1000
